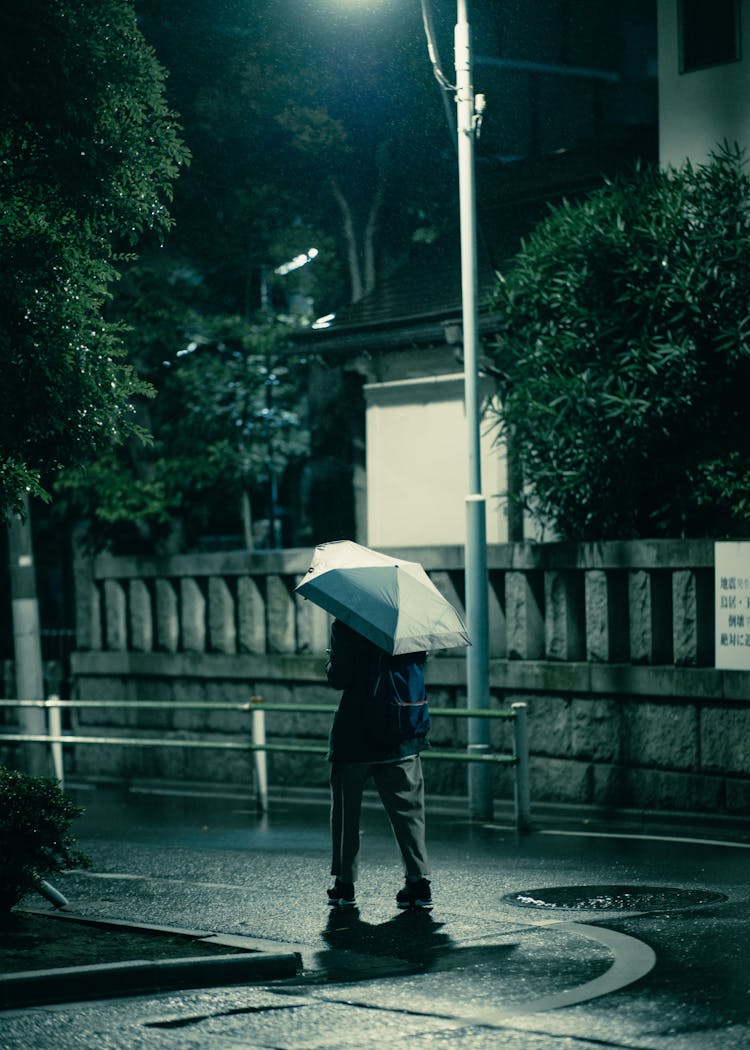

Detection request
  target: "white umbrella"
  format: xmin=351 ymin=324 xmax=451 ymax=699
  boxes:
xmin=295 ymin=540 xmax=470 ymax=655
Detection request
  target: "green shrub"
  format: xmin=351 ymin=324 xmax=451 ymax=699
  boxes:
xmin=489 ymin=144 xmax=750 ymax=540
xmin=0 ymin=766 xmax=91 ymax=913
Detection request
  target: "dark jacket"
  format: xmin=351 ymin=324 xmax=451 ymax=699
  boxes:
xmin=325 ymin=619 xmax=429 ymax=763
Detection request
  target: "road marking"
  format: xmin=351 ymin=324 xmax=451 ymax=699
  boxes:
xmin=538 ymin=828 xmax=750 ymax=850
xmin=517 ymin=921 xmax=656 ymax=1012
xmin=319 ymin=920 xmax=656 ymax=1025
xmin=73 ymin=870 xmax=252 ymax=892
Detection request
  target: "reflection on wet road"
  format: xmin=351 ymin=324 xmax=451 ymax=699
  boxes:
xmin=1 ymin=783 xmax=747 ymax=1048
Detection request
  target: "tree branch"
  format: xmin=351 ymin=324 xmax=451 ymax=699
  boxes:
xmin=329 ymin=175 xmax=363 ymax=303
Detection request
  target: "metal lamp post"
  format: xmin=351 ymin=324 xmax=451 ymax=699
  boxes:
xmin=454 ymin=0 xmax=491 ymax=820
xmin=339 ymin=0 xmax=493 ymax=817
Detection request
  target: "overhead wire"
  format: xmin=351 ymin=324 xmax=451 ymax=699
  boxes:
xmin=420 ymin=0 xmax=455 ymax=92
xmin=419 ymin=0 xmax=500 ymax=293
xmin=420 ymin=0 xmax=457 ymax=148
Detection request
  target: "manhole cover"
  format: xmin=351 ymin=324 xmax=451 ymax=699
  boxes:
xmin=504 ymin=885 xmax=727 ymax=911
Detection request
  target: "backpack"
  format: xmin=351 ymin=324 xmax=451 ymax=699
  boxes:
xmin=368 ymin=650 xmax=430 ymax=751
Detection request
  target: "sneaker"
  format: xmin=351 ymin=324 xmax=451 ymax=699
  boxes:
xmin=396 ymin=877 xmax=433 ymax=910
xmin=327 ymin=879 xmax=356 ymax=907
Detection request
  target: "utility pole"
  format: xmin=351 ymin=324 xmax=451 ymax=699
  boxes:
xmin=455 ymin=0 xmax=492 ymax=820
xmin=7 ymin=493 xmax=48 ymax=775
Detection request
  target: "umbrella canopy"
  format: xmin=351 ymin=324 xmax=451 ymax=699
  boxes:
xmin=295 ymin=540 xmax=470 ymax=655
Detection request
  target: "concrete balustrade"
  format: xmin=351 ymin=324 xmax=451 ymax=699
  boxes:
xmin=61 ymin=540 xmax=750 ymax=819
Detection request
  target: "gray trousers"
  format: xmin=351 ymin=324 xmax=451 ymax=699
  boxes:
xmin=330 ymin=755 xmax=430 ymax=884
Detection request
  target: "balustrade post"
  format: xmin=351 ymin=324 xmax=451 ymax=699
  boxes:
xmin=129 ymin=579 xmax=153 ymax=652
xmin=104 ymin=580 xmax=127 ymax=652
xmin=629 ymin=570 xmax=672 ymax=663
xmin=208 ymin=577 xmax=237 ymax=654
xmin=506 ymin=571 xmax=544 ymax=659
xmin=238 ymin=576 xmax=267 ymax=654
xmin=181 ymin=578 xmax=207 ymax=653
xmin=545 ymin=570 xmax=585 ymax=661
xmin=155 ymin=579 xmax=179 ymax=653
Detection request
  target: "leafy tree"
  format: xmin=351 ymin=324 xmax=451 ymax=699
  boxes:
xmin=56 ymin=266 xmax=309 ymax=551
xmin=167 ymin=320 xmax=310 ymax=549
xmin=0 ymin=0 xmax=188 ymax=518
xmin=488 ymin=145 xmax=750 ymax=540
xmin=149 ymin=3 xmax=452 ymax=314
xmin=46 ymin=2 xmax=459 ymax=550
xmin=33 ymin=1 xmax=456 ymax=551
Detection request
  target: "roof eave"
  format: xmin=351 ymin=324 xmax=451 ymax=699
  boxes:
xmin=293 ymin=304 xmax=505 ymax=357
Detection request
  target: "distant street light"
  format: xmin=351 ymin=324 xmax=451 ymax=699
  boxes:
xmin=261 ymin=248 xmax=319 ymax=317
xmin=274 ymin=248 xmax=319 ymax=276
xmin=261 ymin=248 xmax=319 ymax=547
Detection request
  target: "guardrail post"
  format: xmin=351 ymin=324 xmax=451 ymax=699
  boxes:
xmin=250 ymin=697 xmax=268 ymax=814
xmin=47 ymin=695 xmax=64 ymax=789
xmin=36 ymin=879 xmax=68 ymax=908
xmin=511 ymin=702 xmax=531 ymax=831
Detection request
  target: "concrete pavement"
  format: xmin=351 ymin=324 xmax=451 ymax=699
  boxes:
xmin=1 ymin=781 xmax=749 ymax=1048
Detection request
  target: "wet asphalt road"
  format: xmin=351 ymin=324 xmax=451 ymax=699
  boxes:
xmin=1 ymin=782 xmax=749 ymax=1049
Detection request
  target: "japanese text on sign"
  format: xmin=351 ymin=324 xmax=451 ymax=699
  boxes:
xmin=715 ymin=543 xmax=750 ymax=669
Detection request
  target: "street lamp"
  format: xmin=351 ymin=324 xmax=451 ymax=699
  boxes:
xmin=261 ymin=248 xmax=319 ymax=548
xmin=452 ymin=0 xmax=491 ymax=821
xmin=419 ymin=0 xmax=491 ymax=817
xmin=344 ymin=0 xmax=492 ymax=817
xmin=260 ymin=248 xmax=319 ymax=317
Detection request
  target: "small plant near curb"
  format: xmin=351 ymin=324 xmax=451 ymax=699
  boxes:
xmin=0 ymin=766 xmax=91 ymax=914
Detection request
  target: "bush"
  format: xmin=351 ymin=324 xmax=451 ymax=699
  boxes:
xmin=0 ymin=766 xmax=91 ymax=913
xmin=489 ymin=144 xmax=750 ymax=540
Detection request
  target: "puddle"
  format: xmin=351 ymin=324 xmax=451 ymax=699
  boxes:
xmin=503 ymin=885 xmax=727 ymax=911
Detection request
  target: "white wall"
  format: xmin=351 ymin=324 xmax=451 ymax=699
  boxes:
xmin=364 ymin=373 xmax=509 ymax=547
xmin=659 ymin=0 xmax=750 ymax=167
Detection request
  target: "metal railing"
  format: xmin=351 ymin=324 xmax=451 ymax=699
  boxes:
xmin=0 ymin=696 xmax=530 ymax=830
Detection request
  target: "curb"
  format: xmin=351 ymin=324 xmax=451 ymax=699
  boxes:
xmin=1 ymin=911 xmax=302 ymax=1010
xmin=0 ymin=951 xmax=302 ymax=1010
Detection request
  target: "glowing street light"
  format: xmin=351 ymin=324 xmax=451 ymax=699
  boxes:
xmin=261 ymin=248 xmax=319 ymax=316
xmin=274 ymin=247 xmax=319 ymax=276
xmin=336 ymin=0 xmax=491 ymax=816
xmin=355 ymin=0 xmax=492 ymax=816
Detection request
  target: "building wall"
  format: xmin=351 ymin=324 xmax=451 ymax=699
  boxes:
xmin=659 ymin=0 xmax=750 ymax=166
xmin=364 ymin=374 xmax=508 ymax=547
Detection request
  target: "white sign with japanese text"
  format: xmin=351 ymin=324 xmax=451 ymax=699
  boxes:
xmin=715 ymin=542 xmax=750 ymax=670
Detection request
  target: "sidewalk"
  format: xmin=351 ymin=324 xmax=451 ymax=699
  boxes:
xmin=1 ymin=781 xmax=748 ymax=1049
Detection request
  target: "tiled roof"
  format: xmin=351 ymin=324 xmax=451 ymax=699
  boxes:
xmin=315 ymin=197 xmax=544 ymax=338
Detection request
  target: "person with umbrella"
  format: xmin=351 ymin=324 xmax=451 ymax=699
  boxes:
xmin=296 ymin=541 xmax=470 ymax=911
xmin=324 ymin=617 xmax=432 ymax=909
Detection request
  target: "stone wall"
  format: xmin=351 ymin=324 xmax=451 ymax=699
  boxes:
xmin=63 ymin=541 xmax=750 ymax=817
